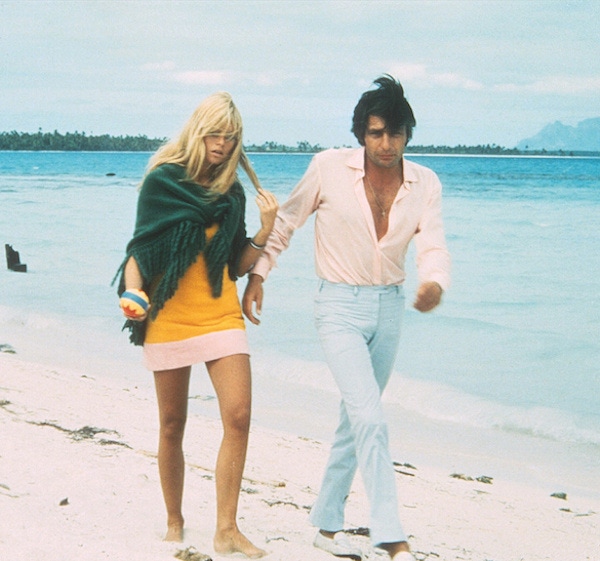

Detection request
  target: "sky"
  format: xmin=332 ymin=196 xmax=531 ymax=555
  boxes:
xmin=1 ymin=0 xmax=600 ymax=148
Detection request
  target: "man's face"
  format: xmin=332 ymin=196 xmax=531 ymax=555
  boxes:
xmin=363 ymin=115 xmax=407 ymax=169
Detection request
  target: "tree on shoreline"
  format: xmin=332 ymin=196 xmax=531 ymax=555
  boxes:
xmin=0 ymin=129 xmax=166 ymax=151
xmin=0 ymin=130 xmax=596 ymax=157
xmin=244 ymin=140 xmax=327 ymax=153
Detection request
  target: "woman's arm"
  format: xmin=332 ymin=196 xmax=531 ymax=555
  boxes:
xmin=119 ymin=256 xmax=150 ymax=321
xmin=124 ymin=256 xmax=144 ymax=290
xmin=237 ymin=188 xmax=279 ymax=276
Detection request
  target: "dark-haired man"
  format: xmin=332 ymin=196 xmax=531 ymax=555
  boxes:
xmin=243 ymin=75 xmax=451 ymax=561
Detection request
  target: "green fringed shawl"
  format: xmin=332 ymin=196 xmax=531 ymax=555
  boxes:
xmin=114 ymin=163 xmax=249 ymax=345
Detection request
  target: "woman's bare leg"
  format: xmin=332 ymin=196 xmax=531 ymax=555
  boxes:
xmin=154 ymin=366 xmax=191 ymax=542
xmin=207 ymin=354 xmax=265 ymax=558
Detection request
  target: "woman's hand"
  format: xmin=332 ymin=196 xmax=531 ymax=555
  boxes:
xmin=119 ymin=288 xmax=150 ymax=321
xmin=242 ymin=274 xmax=264 ymax=325
xmin=253 ymin=188 xmax=279 ymax=245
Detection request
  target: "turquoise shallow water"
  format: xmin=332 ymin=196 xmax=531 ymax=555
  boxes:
xmin=1 ymin=152 xmax=599 ymax=484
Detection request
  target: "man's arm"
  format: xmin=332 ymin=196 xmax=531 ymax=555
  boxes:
xmin=413 ymin=173 xmax=451 ymax=312
xmin=242 ymin=155 xmax=322 ymax=324
xmin=250 ymin=155 xmax=322 ymax=280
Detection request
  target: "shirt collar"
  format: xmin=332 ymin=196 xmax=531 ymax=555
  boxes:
xmin=346 ymin=147 xmax=415 ymax=187
xmin=346 ymin=147 xmax=366 ymax=172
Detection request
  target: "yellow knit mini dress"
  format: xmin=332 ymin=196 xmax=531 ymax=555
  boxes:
xmin=143 ymin=224 xmax=249 ymax=371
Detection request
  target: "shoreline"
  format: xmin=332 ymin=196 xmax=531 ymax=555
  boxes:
xmin=1 ymin=352 xmax=598 ymax=561
xmin=3 ymin=149 xmax=600 ymax=158
xmin=2 ymin=293 xmax=600 ymax=506
xmin=6 ymin=308 xmax=598 ymax=504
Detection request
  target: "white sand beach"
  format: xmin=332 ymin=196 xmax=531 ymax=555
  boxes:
xmin=1 ymin=351 xmax=598 ymax=561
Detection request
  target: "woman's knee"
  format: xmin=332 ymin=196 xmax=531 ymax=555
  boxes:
xmin=223 ymin=402 xmax=251 ymax=435
xmin=160 ymin=411 xmax=187 ymax=441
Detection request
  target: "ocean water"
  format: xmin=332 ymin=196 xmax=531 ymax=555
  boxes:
xmin=1 ymin=151 xmax=599 ymax=494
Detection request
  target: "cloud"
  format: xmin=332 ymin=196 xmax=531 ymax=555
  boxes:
xmin=170 ymin=69 xmax=277 ymax=88
xmin=388 ymin=63 xmax=600 ymax=98
xmin=250 ymin=73 xmax=277 ymax=87
xmin=494 ymin=76 xmax=600 ymax=95
xmin=389 ymin=63 xmax=484 ymax=91
xmin=432 ymin=72 xmax=484 ymax=91
xmin=141 ymin=61 xmax=177 ymax=72
xmin=173 ymin=70 xmax=230 ymax=86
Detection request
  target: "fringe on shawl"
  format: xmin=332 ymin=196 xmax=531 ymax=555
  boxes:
xmin=113 ymin=220 xmax=239 ymax=346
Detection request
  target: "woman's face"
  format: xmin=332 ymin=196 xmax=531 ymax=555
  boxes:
xmin=204 ymin=132 xmax=236 ymax=166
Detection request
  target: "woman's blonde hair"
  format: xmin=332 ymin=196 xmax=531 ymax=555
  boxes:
xmin=147 ymin=92 xmax=261 ymax=195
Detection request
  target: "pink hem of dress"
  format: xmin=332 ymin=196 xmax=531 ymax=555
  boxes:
xmin=143 ymin=328 xmax=249 ymax=371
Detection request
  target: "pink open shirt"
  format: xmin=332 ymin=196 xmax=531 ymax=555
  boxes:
xmin=252 ymin=147 xmax=451 ymax=290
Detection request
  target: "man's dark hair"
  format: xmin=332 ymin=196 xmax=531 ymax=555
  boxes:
xmin=351 ymin=74 xmax=416 ymax=146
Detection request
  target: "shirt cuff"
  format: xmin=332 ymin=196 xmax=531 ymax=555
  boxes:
xmin=250 ymin=257 xmax=271 ymax=280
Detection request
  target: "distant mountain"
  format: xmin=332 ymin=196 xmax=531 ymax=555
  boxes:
xmin=517 ymin=117 xmax=600 ymax=151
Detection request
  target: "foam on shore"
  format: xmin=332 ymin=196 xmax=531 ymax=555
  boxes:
xmin=1 ymin=352 xmax=598 ymax=561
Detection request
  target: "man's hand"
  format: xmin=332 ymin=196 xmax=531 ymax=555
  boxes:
xmin=413 ymin=281 xmax=443 ymax=312
xmin=242 ymin=273 xmax=264 ymax=325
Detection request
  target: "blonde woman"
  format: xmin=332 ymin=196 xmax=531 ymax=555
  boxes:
xmin=116 ymin=92 xmax=277 ymax=557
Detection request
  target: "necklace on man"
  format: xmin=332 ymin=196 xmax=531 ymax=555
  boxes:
xmin=365 ymin=176 xmax=389 ymax=218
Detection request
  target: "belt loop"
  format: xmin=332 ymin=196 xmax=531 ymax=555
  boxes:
xmin=353 ymin=286 xmax=359 ymax=296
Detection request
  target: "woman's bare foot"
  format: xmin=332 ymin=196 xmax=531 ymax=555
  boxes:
xmin=214 ymin=528 xmax=266 ymax=558
xmin=164 ymin=520 xmax=185 ymax=542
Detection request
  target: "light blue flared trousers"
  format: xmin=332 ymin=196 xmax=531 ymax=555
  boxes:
xmin=309 ymin=280 xmax=407 ymax=545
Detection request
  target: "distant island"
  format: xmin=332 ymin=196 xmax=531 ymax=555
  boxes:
xmin=518 ymin=117 xmax=600 ymax=152
xmin=1 ymin=128 xmax=598 ymax=156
